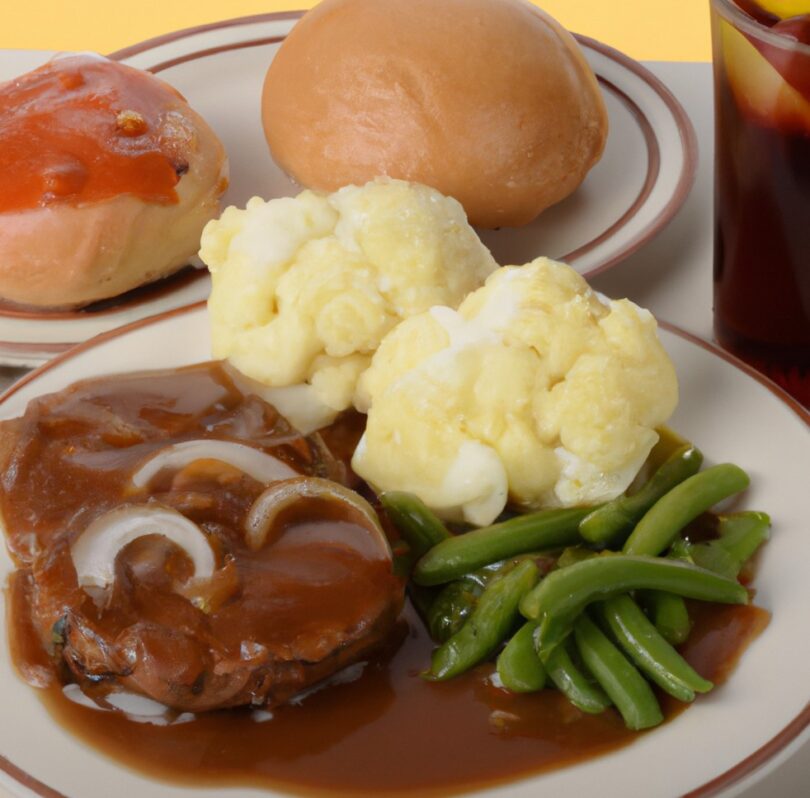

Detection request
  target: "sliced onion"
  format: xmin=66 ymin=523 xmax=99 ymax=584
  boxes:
xmin=105 ymin=692 xmax=169 ymax=717
xmin=63 ymin=683 xmax=107 ymax=711
xmin=131 ymin=440 xmax=299 ymax=489
xmin=244 ymin=477 xmax=390 ymax=554
xmin=70 ymin=504 xmax=216 ymax=594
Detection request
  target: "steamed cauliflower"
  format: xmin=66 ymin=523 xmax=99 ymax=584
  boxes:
xmin=200 ymin=178 xmax=497 ymax=431
xmin=352 ymin=258 xmax=679 ymax=526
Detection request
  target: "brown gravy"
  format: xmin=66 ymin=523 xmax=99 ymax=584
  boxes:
xmin=28 ymin=601 xmax=768 ymax=797
xmin=0 ymin=362 xmax=770 ymax=795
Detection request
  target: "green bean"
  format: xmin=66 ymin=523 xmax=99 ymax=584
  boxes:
xmin=598 ymin=595 xmax=712 ymax=702
xmin=623 ymin=464 xmax=750 ymax=557
xmin=671 ymin=512 xmax=771 ymax=580
xmin=426 ymin=553 xmax=554 ymax=642
xmin=670 ymin=540 xmax=737 ymax=579
xmin=496 ymin=622 xmax=546 ymax=692
xmin=644 ymin=511 xmax=769 ymax=638
xmin=427 ymin=560 xmax=540 ymax=680
xmin=414 ymin=507 xmax=589 ymax=586
xmin=545 ymin=640 xmax=611 ymax=714
xmin=574 ymin=614 xmax=663 ymax=730
xmin=473 ymin=552 xmax=556 ymax=584
xmin=381 ymin=492 xmax=452 ymax=560
xmin=555 ymin=546 xmax=598 ymax=570
xmin=408 ymin=584 xmax=440 ymax=622
xmin=717 ymin=512 xmax=771 ymax=569
xmin=579 ymin=445 xmax=703 ymax=544
xmin=427 ymin=577 xmax=487 ymax=642
xmin=641 ymin=590 xmax=692 ymax=645
xmin=390 ymin=539 xmax=414 ymax=579
xmin=520 ymin=555 xmax=748 ymax=659
xmin=390 ymin=538 xmax=438 ymax=622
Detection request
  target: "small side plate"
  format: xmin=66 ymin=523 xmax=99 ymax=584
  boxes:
xmin=0 ymin=11 xmax=696 ymax=365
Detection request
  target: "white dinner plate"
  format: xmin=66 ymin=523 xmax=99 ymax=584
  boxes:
xmin=0 ymin=303 xmax=807 ymax=798
xmin=0 ymin=11 xmax=696 ymax=367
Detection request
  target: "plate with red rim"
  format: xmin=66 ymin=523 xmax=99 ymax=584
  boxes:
xmin=0 ymin=301 xmax=808 ymax=798
xmin=0 ymin=10 xmax=696 ymax=367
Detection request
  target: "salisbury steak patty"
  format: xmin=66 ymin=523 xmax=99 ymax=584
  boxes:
xmin=0 ymin=362 xmax=403 ymax=712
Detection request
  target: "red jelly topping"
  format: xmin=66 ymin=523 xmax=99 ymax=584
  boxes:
xmin=0 ymin=55 xmax=188 ymax=213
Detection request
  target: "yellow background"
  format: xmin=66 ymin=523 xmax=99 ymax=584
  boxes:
xmin=5 ymin=0 xmax=711 ymax=61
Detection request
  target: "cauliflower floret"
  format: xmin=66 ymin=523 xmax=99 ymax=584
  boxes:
xmin=200 ymin=178 xmax=497 ymax=432
xmin=352 ymin=257 xmax=678 ymax=526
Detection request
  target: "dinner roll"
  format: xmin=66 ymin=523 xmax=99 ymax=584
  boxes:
xmin=261 ymin=0 xmax=607 ymax=228
xmin=0 ymin=55 xmax=228 ymax=309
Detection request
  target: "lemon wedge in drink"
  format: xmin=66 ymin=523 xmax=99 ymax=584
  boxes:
xmin=755 ymin=0 xmax=810 ymax=19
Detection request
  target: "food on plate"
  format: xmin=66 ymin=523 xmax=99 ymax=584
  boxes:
xmin=386 ymin=437 xmax=770 ymax=731
xmin=0 ymin=0 xmax=785 ymax=786
xmin=0 ymin=54 xmax=228 ymax=309
xmin=200 ymin=178 xmax=497 ymax=431
xmin=578 ymin=444 xmax=704 ymax=544
xmin=0 ymin=331 xmax=774 ymax=789
xmin=352 ymin=257 xmax=678 ymax=526
xmin=0 ymin=357 xmax=773 ymax=789
xmin=0 ymin=363 xmax=403 ymax=711
xmin=261 ymin=0 xmax=608 ymax=228
xmin=0 ymin=144 xmax=772 ymax=787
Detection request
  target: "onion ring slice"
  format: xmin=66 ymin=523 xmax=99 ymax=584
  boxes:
xmin=131 ymin=440 xmax=299 ymax=489
xmin=70 ymin=504 xmax=216 ymax=594
xmin=244 ymin=477 xmax=389 ymax=554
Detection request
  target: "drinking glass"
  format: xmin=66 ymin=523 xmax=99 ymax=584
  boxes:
xmin=710 ymin=0 xmax=810 ymax=405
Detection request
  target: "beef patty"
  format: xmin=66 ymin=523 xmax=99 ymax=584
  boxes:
xmin=0 ymin=362 xmax=403 ymax=712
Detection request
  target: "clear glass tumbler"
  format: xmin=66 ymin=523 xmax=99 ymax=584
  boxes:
xmin=710 ymin=0 xmax=810 ymax=405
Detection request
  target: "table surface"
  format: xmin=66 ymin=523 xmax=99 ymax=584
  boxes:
xmin=0 ymin=49 xmax=808 ymax=798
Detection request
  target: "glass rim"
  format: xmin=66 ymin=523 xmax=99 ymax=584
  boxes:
xmin=711 ymin=0 xmax=810 ymax=55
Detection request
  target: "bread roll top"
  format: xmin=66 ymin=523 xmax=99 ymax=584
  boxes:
xmin=262 ymin=0 xmax=607 ymax=228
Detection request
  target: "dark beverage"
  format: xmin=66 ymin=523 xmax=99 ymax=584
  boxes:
xmin=711 ymin=0 xmax=810 ymax=405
